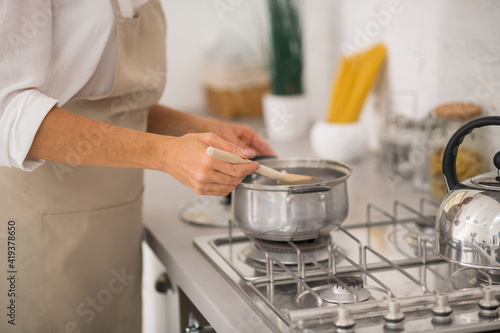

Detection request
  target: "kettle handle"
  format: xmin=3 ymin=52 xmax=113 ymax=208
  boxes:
xmin=442 ymin=116 xmax=500 ymax=192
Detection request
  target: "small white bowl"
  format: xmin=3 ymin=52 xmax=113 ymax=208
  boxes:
xmin=310 ymin=120 xmax=367 ymax=163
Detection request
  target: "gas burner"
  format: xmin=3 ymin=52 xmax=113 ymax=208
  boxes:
xmin=238 ymin=236 xmax=343 ymax=267
xmin=195 ymin=196 xmax=500 ymax=332
xmin=254 ymin=236 xmax=331 ymax=254
xmin=320 ymin=276 xmax=371 ymax=304
xmin=476 ymin=269 xmax=500 ymax=284
xmin=451 ymin=267 xmax=500 ymax=289
xmin=294 ymin=276 xmax=375 ymax=308
xmin=403 ymin=224 xmax=435 ymax=248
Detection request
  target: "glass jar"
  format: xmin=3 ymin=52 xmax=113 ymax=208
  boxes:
xmin=430 ymin=103 xmax=485 ymax=200
xmin=411 ymin=115 xmax=433 ymax=191
xmin=380 ymin=113 xmax=420 ymax=180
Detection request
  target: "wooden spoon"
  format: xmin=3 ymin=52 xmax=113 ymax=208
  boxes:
xmin=206 ymin=147 xmax=317 ymax=185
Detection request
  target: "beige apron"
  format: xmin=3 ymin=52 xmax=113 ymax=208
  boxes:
xmin=0 ymin=0 xmax=166 ymax=332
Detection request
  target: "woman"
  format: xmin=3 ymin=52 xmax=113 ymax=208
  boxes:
xmin=0 ymin=1 xmax=274 ymax=332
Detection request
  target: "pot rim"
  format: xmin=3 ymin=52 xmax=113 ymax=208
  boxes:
xmin=238 ymin=158 xmax=352 ymax=191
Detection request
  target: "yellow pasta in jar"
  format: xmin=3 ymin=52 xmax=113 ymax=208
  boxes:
xmin=431 ymin=146 xmax=484 ymax=200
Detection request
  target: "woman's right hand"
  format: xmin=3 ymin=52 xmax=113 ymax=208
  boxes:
xmin=160 ymin=133 xmax=260 ymax=196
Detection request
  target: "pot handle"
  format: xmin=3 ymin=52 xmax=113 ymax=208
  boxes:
xmin=442 ymin=116 xmax=500 ymax=192
xmin=289 ymin=186 xmax=331 ymax=194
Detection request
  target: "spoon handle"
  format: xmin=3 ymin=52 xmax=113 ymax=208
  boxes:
xmin=206 ymin=147 xmax=285 ymax=180
xmin=206 ymin=147 xmax=250 ymax=164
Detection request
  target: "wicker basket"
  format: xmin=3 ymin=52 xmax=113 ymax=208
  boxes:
xmin=202 ymin=62 xmax=269 ymax=118
xmin=204 ymin=85 xmax=269 ymax=118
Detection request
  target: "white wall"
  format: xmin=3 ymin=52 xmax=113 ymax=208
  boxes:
xmin=338 ymin=0 xmax=500 ymax=117
xmin=303 ymin=0 xmax=341 ymax=120
xmin=158 ymin=0 xmax=500 ymax=119
xmin=157 ymin=0 xmax=341 ymax=120
xmin=433 ymin=1 xmax=500 ymax=115
xmin=158 ymin=0 xmax=271 ymax=113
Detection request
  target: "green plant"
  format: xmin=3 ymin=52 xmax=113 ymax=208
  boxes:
xmin=268 ymin=0 xmax=303 ymax=96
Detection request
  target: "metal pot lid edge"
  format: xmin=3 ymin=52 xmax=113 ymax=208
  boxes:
xmin=238 ymin=158 xmax=352 ymax=191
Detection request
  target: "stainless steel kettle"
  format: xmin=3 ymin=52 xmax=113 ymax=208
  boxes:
xmin=435 ymin=116 xmax=500 ymax=269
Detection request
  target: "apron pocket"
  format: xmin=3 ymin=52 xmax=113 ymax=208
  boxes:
xmin=41 ymin=194 xmax=143 ymax=333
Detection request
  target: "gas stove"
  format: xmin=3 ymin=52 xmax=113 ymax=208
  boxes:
xmin=194 ymin=198 xmax=500 ymax=332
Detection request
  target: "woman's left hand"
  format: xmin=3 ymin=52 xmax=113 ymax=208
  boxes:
xmin=147 ymin=104 xmax=276 ymax=157
xmin=201 ymin=118 xmax=276 ymax=158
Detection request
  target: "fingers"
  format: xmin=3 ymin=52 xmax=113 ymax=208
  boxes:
xmin=199 ymin=133 xmax=255 ymax=159
xmin=201 ymin=120 xmax=276 ymax=157
xmin=193 ymin=183 xmax=237 ymax=196
xmin=211 ymin=158 xmax=259 ymax=178
xmin=198 ymin=157 xmax=258 ymax=186
xmin=232 ymin=124 xmax=277 ymax=156
xmin=194 ymin=166 xmax=246 ymax=187
xmin=251 ymin=135 xmax=277 ymax=156
xmin=184 ymin=171 xmax=237 ymax=196
xmin=191 ymin=165 xmax=252 ymax=196
xmin=191 ymin=147 xmax=259 ymax=196
xmin=166 ymin=131 xmax=268 ymax=197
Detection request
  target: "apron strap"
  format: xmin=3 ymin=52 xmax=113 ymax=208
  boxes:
xmin=110 ymin=0 xmax=123 ymax=17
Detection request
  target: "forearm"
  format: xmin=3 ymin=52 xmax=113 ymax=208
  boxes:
xmin=27 ymin=105 xmax=269 ymax=196
xmin=147 ymin=103 xmax=276 ymax=157
xmin=147 ymin=104 xmax=208 ymax=136
xmin=28 ymin=106 xmax=166 ymax=170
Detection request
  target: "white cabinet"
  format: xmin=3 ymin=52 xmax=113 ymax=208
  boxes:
xmin=142 ymin=242 xmax=180 ymax=333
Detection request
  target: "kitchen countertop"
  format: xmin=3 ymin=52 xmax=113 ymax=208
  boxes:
xmin=143 ymin=134 xmax=434 ymax=332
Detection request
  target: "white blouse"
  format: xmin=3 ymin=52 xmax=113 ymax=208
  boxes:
xmin=0 ymin=0 xmax=149 ymax=171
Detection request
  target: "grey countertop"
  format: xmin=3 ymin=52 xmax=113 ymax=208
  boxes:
xmin=142 ymin=134 xmax=431 ymax=332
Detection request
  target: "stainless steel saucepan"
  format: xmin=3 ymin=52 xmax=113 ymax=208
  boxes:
xmin=232 ymin=158 xmax=351 ymax=241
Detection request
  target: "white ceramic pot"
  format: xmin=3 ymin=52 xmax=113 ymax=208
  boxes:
xmin=310 ymin=120 xmax=367 ymax=163
xmin=262 ymin=93 xmax=310 ymax=142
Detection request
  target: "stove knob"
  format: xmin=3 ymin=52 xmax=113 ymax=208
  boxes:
xmin=479 ymin=286 xmax=500 ymax=317
xmin=185 ymin=312 xmax=213 ymax=333
xmin=334 ymin=305 xmax=355 ymax=331
xmin=431 ymin=293 xmax=453 ymax=323
xmin=383 ymin=299 xmax=405 ymax=330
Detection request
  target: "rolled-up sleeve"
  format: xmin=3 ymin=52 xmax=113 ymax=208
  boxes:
xmin=0 ymin=1 xmax=58 ymax=171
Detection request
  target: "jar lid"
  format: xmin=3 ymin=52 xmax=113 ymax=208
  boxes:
xmin=435 ymin=103 xmax=482 ymax=119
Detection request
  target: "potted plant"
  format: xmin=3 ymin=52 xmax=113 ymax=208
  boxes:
xmin=263 ymin=0 xmax=309 ymax=142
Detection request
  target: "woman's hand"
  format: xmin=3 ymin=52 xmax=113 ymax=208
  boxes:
xmin=201 ymin=118 xmax=277 ymax=158
xmin=147 ymin=104 xmax=276 ymax=195
xmin=160 ymin=133 xmax=260 ymax=196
